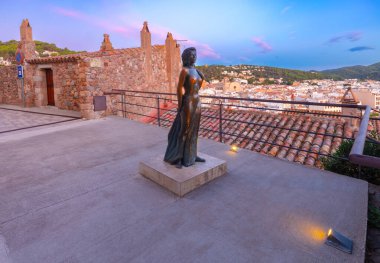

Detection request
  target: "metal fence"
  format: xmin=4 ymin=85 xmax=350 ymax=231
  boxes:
xmin=105 ymin=89 xmax=380 ymax=169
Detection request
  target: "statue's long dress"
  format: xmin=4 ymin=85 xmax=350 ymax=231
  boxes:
xmin=164 ymin=70 xmax=202 ymax=167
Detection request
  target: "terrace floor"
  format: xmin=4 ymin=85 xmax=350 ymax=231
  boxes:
xmin=0 ymin=116 xmax=368 ymax=262
xmin=0 ymin=104 xmax=81 ymax=134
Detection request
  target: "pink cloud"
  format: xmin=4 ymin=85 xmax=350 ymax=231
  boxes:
xmin=187 ymin=40 xmax=221 ymax=59
xmin=52 ymin=7 xmax=86 ymax=19
xmin=252 ymin=37 xmax=273 ymax=53
xmin=51 ymin=6 xmax=220 ymax=59
xmin=149 ymin=24 xmax=221 ymax=59
xmin=51 ymin=6 xmax=138 ymax=39
xmin=149 ymin=24 xmax=171 ymax=40
xmin=95 ymin=21 xmax=136 ymax=37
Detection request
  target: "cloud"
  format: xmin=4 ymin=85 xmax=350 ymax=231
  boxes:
xmin=281 ymin=6 xmax=292 ymax=14
xmin=53 ymin=7 xmax=85 ymax=19
xmin=251 ymin=37 xmax=272 ymax=53
xmin=328 ymin=31 xmax=362 ymax=44
xmin=148 ymin=24 xmax=221 ymax=59
xmin=349 ymin=46 xmax=374 ymax=52
xmin=51 ymin=6 xmax=221 ymax=60
xmin=238 ymin=56 xmax=250 ymax=62
xmin=187 ymin=41 xmax=221 ymax=59
xmin=51 ymin=6 xmax=139 ymax=39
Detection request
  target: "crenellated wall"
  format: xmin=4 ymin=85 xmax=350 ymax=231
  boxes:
xmin=0 ymin=20 xmax=181 ymax=119
xmin=81 ymin=45 xmax=170 ymax=119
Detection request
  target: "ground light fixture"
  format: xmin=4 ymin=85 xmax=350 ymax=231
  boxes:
xmin=230 ymin=144 xmax=239 ymax=152
xmin=325 ymin=228 xmax=353 ymax=254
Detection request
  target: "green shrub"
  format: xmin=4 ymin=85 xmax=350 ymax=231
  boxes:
xmin=368 ymin=204 xmax=380 ymax=229
xmin=322 ymin=135 xmax=380 ymax=184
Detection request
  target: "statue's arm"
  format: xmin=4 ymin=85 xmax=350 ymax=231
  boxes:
xmin=177 ymin=68 xmax=187 ymax=110
xmin=196 ymin=69 xmax=205 ymax=80
xmin=196 ymin=69 xmax=206 ymax=88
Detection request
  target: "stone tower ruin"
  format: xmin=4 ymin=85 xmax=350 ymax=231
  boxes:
xmin=140 ymin=21 xmax=152 ymax=82
xmin=100 ymin=34 xmax=114 ymax=52
xmin=20 ymin=19 xmax=37 ymax=60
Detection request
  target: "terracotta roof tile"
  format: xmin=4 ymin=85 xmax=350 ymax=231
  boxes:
xmin=145 ymin=106 xmax=369 ymax=168
xmin=27 ymin=53 xmax=83 ymax=64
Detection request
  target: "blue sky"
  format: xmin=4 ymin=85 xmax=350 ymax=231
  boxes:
xmin=0 ymin=0 xmax=379 ymax=70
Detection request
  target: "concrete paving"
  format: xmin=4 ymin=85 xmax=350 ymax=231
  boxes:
xmin=0 ymin=104 xmax=81 ymax=134
xmin=0 ymin=116 xmax=368 ymax=262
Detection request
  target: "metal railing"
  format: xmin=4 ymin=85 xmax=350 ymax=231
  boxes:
xmin=349 ymin=106 xmax=380 ymax=169
xmin=104 ymin=89 xmax=379 ymax=169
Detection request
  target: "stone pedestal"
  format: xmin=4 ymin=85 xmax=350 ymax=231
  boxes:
xmin=139 ymin=153 xmax=227 ymax=197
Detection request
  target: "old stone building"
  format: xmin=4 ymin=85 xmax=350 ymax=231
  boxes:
xmin=0 ymin=19 xmax=181 ymax=119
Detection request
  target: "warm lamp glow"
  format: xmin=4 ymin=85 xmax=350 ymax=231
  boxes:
xmin=325 ymin=228 xmax=353 ymax=254
xmin=230 ymin=144 xmax=239 ymax=152
xmin=310 ymin=228 xmax=326 ymax=242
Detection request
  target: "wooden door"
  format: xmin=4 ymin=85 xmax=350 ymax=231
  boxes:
xmin=46 ymin=69 xmax=55 ymax=106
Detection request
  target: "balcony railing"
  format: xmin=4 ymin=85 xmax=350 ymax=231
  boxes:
xmin=104 ymin=89 xmax=380 ymax=169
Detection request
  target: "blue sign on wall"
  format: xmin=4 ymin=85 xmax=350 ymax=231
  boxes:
xmin=15 ymin=49 xmax=24 ymax=64
xmin=17 ymin=65 xmax=24 ymax=79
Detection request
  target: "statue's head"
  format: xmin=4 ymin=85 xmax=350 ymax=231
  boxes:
xmin=182 ymin=47 xmax=197 ymax=67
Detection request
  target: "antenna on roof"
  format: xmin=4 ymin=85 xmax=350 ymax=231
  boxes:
xmin=174 ymin=40 xmax=188 ymax=49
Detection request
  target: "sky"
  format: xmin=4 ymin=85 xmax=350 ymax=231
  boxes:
xmin=0 ymin=0 xmax=379 ymax=70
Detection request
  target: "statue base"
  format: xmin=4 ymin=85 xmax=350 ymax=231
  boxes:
xmin=139 ymin=153 xmax=227 ymax=197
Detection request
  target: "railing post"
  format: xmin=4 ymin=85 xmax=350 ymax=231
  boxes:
xmin=123 ymin=93 xmax=127 ymax=118
xmin=157 ymin=95 xmax=161 ymax=127
xmin=219 ymin=100 xmax=223 ymax=142
xmin=121 ymin=94 xmax=125 ymax=118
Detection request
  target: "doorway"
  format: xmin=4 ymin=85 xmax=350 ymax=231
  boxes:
xmin=46 ymin=69 xmax=55 ymax=106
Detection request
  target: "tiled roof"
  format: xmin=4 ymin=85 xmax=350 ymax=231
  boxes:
xmin=150 ymin=107 xmax=359 ymax=167
xmin=27 ymin=53 xmax=83 ymax=64
xmin=152 ymin=45 xmax=165 ymax=50
xmin=84 ymin=47 xmax=142 ymax=57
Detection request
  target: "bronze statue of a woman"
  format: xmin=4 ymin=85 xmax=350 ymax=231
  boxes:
xmin=164 ymin=47 xmax=206 ymax=169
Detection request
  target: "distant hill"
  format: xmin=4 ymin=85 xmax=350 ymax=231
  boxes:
xmin=196 ymin=65 xmax=329 ymax=84
xmin=0 ymin=40 xmax=80 ymax=59
xmin=321 ymin=62 xmax=380 ymax=80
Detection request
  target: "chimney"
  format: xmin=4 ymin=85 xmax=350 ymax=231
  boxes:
xmin=140 ymin=21 xmax=151 ymax=49
xmin=100 ymin=34 xmax=114 ymax=52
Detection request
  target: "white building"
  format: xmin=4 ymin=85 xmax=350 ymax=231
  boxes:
xmin=353 ymin=89 xmax=380 ymax=109
xmin=0 ymin=57 xmax=11 ymax=66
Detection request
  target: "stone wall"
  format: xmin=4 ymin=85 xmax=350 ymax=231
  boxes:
xmin=21 ymin=42 xmax=180 ymax=120
xmin=1 ymin=19 xmax=182 ymax=119
xmin=82 ymin=46 xmax=171 ymax=119
xmin=26 ymin=60 xmax=86 ymax=111
xmin=0 ymin=66 xmax=20 ymax=105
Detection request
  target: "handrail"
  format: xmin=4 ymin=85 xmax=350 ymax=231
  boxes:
xmin=349 ymin=105 xmax=380 ymax=169
xmin=106 ymin=89 xmax=380 ymax=169
xmin=111 ymin=89 xmax=367 ymax=109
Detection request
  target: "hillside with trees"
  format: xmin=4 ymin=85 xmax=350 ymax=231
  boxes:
xmin=0 ymin=40 xmax=80 ymax=59
xmin=321 ymin=62 xmax=380 ymax=80
xmin=196 ymin=65 xmax=332 ymax=84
